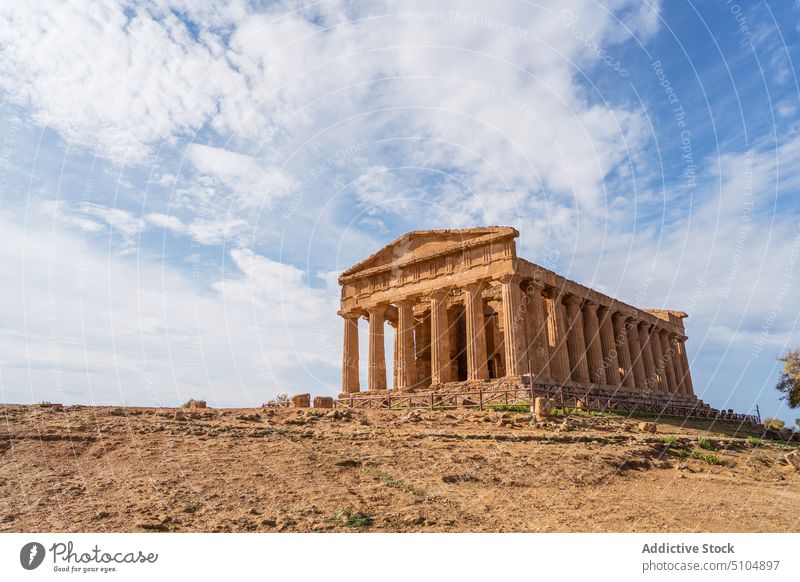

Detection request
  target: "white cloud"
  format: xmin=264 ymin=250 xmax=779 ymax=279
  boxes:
xmin=80 ymin=202 xmax=146 ymax=237
xmin=0 ymin=1 xmax=239 ymax=164
xmin=145 ymin=212 xmax=186 ymax=233
xmin=0 ymin=212 xmax=341 ymax=406
xmin=185 ymin=143 xmax=298 ymax=208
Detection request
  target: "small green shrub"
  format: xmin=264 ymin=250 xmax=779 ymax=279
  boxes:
xmin=697 ymin=437 xmax=715 ymax=451
xmin=660 ymin=435 xmax=678 ymax=447
xmin=747 ymin=436 xmax=764 ymax=447
xmin=690 ymin=450 xmax=722 ymax=465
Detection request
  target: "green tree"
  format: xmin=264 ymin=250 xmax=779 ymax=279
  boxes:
xmin=777 ymin=349 xmax=800 ymax=408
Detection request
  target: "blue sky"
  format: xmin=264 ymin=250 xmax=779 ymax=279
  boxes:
xmin=0 ymin=0 xmax=799 ymax=424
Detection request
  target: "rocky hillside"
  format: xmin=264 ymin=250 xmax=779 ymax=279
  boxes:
xmin=1 ymin=404 xmax=798 ymax=532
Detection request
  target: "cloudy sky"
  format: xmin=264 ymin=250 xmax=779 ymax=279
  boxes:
xmin=0 ymin=0 xmax=798 ymax=422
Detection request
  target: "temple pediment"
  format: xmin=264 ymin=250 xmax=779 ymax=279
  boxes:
xmin=339 ymin=226 xmax=518 ymax=281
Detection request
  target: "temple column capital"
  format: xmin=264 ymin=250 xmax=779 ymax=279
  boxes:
xmin=495 ymin=273 xmax=522 ymax=285
xmin=366 ymin=304 xmax=388 ymax=317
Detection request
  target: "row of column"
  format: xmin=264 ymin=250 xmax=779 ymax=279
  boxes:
xmin=341 ymin=276 xmax=523 ymax=393
xmin=341 ymin=277 xmax=695 ymax=397
xmin=518 ymin=281 xmax=694 ymax=396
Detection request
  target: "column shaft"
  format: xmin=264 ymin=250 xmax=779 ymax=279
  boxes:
xmin=564 ymin=296 xmax=590 ymax=383
xmin=341 ymin=315 xmax=360 ymax=393
xmin=626 ymin=318 xmax=647 ymax=389
xmin=649 ymin=326 xmax=666 ymax=392
xmin=671 ymin=336 xmax=693 ymax=396
xmin=526 ymin=282 xmax=551 ymax=380
xmin=429 ymin=292 xmax=451 ymax=384
xmin=638 ymin=322 xmax=657 ymax=391
xmin=613 ymin=313 xmax=634 ymax=388
xmin=598 ymin=307 xmax=621 ymax=385
xmin=659 ymin=331 xmax=678 ymax=393
xmin=544 ymin=288 xmax=570 ymax=381
xmin=395 ymin=301 xmax=416 ymax=390
xmin=678 ymin=339 xmax=694 ymax=396
xmin=500 ymin=276 xmax=525 ymax=377
xmin=464 ymin=283 xmax=489 ymax=380
xmin=367 ymin=306 xmax=387 ymax=391
xmin=668 ymin=334 xmax=685 ymax=395
xmin=391 ymin=321 xmax=398 ymax=389
xmin=582 ymin=303 xmax=606 ymax=384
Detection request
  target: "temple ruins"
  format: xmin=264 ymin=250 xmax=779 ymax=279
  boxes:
xmin=336 ymin=227 xmax=748 ymax=419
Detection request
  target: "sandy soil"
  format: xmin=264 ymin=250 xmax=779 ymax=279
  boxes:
xmin=1 ymin=404 xmax=798 ymax=532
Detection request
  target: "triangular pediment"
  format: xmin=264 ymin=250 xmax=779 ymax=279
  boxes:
xmin=340 ymin=226 xmax=517 ymax=279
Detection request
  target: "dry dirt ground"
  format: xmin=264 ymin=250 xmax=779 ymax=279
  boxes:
xmin=1 ymin=404 xmax=798 ymax=533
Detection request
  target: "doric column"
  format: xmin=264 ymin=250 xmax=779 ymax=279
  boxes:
xmin=429 ymin=291 xmax=451 ymax=384
xmin=341 ymin=313 xmax=360 ymax=393
xmin=543 ymin=287 xmax=570 ymax=381
xmin=524 ymin=281 xmax=551 ymax=380
xmin=637 ymin=321 xmax=657 ymax=391
xmin=649 ymin=326 xmax=666 ymax=392
xmin=389 ymin=319 xmax=398 ymax=389
xmin=598 ymin=307 xmax=621 ymax=385
xmin=671 ymin=335 xmax=693 ymax=396
xmin=659 ymin=330 xmax=678 ymax=393
xmin=678 ymin=338 xmax=695 ymax=396
xmin=582 ymin=302 xmax=606 ymax=384
xmin=564 ymin=295 xmax=590 ymax=383
xmin=613 ymin=313 xmax=634 ymax=388
xmin=395 ymin=300 xmax=416 ymax=391
xmin=626 ymin=317 xmax=646 ymax=389
xmin=499 ymin=275 xmax=525 ymax=378
xmin=414 ymin=313 xmax=432 ymax=387
xmin=367 ymin=305 xmax=387 ymax=391
xmin=669 ymin=334 xmax=686 ymax=395
xmin=464 ymin=282 xmax=489 ymax=380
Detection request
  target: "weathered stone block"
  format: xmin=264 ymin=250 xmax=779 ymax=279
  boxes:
xmin=291 ymin=393 xmax=311 ymax=408
xmin=534 ymin=397 xmax=554 ymax=421
xmin=313 ymin=396 xmax=334 ymax=409
xmin=786 ymin=450 xmax=800 ymax=470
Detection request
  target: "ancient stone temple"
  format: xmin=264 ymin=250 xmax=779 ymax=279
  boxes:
xmin=338 ymin=226 xmax=707 ymax=414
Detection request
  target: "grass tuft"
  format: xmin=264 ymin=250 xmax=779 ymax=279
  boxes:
xmin=747 ymin=436 xmax=764 ymax=447
xmin=331 ymin=509 xmax=373 ymax=529
xmin=370 ymin=470 xmax=425 ymax=497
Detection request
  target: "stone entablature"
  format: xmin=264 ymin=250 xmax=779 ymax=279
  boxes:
xmin=338 ymin=227 xmax=695 ymax=401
